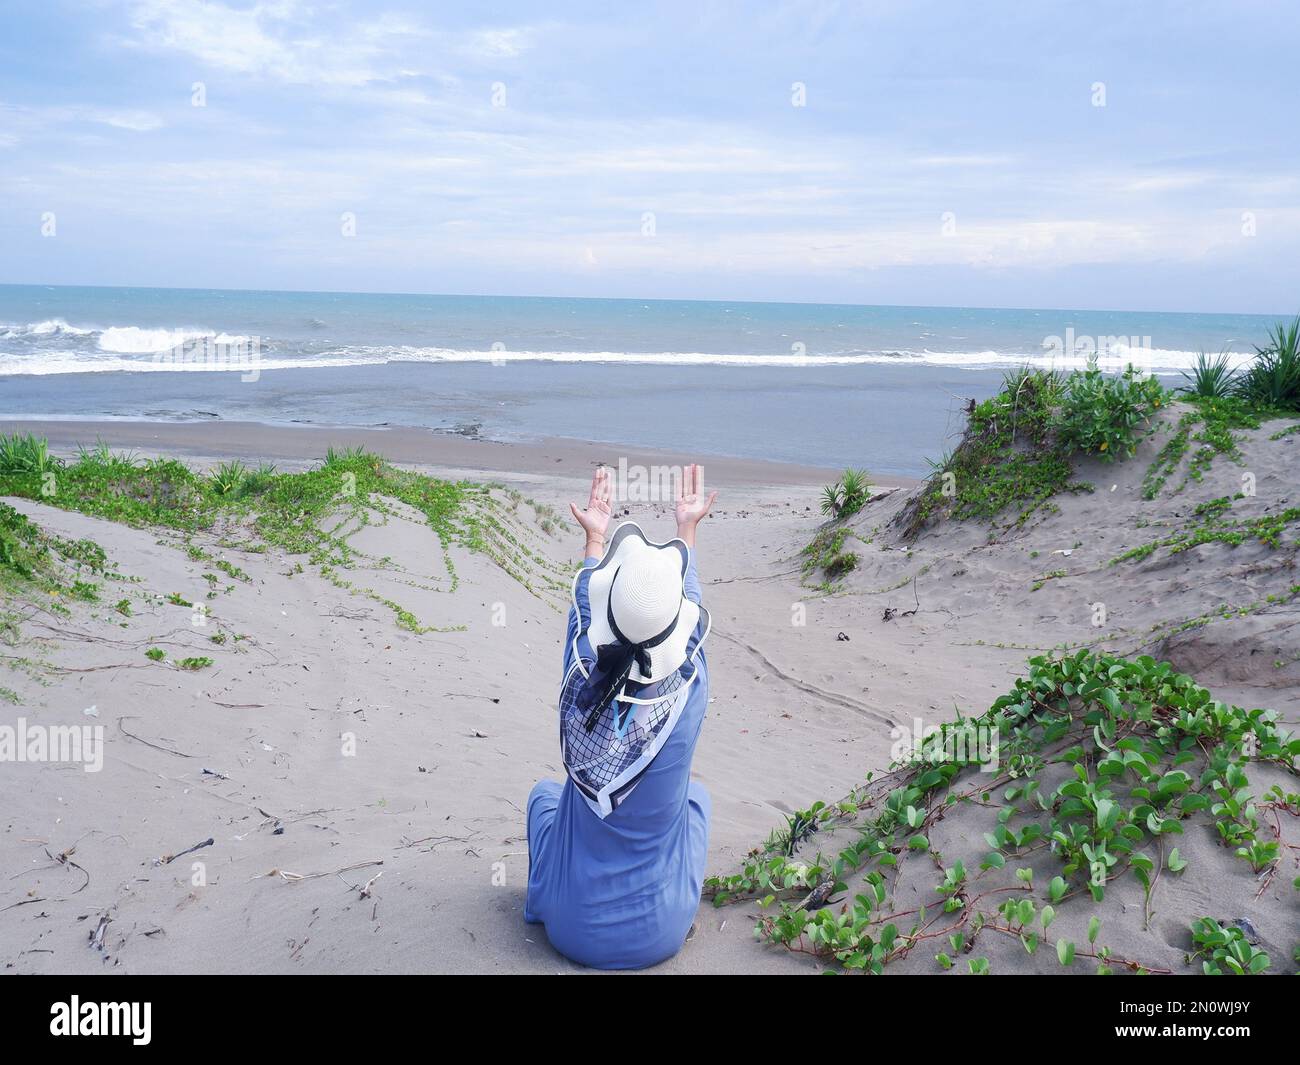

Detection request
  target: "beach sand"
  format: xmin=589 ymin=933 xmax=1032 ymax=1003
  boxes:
xmin=0 ymin=414 xmax=1295 ymax=974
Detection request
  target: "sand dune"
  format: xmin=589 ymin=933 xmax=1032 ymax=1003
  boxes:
xmin=0 ymin=410 xmax=1295 ymax=974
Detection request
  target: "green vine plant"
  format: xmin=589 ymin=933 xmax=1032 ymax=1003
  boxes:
xmin=704 ymin=650 xmax=1298 ymax=974
xmin=0 ymin=436 xmax=567 ymax=643
xmin=1141 ymin=397 xmax=1260 ymax=500
xmin=1187 ymin=918 xmax=1271 ymax=975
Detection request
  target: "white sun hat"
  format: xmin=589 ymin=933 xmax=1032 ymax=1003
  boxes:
xmin=572 ymin=522 xmax=706 ymax=687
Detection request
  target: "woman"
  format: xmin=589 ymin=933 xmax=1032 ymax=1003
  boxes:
xmin=525 ymin=463 xmax=718 ymax=969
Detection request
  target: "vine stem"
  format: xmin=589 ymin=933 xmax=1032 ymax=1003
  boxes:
xmin=980 ymin=920 xmax=1170 ymax=974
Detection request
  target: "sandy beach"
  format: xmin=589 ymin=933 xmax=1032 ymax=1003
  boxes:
xmin=1 ymin=407 xmax=1295 ymax=975
xmin=0 ymin=418 xmax=845 ymax=488
xmin=0 ymin=420 xmax=876 ymax=974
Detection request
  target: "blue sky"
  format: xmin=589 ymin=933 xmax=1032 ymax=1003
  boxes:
xmin=0 ymin=0 xmax=1296 ymax=312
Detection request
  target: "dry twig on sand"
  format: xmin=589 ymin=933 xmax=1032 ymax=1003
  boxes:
xmin=43 ymin=847 xmax=91 ymax=894
xmin=118 ymin=716 xmax=193 ymax=758
xmin=398 ymin=833 xmax=477 ymax=850
xmin=254 ymin=859 xmax=383 ymax=884
xmin=52 ymin=663 xmax=150 ymax=674
xmin=154 ymin=837 xmax=214 ymax=866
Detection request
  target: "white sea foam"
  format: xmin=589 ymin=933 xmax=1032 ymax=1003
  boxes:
xmin=97 ymin=326 xmax=249 ymax=353
xmin=0 ymin=344 xmax=1221 ymax=376
xmin=0 ymin=318 xmax=1222 ymax=375
xmin=292 ymin=344 xmax=1215 ymax=372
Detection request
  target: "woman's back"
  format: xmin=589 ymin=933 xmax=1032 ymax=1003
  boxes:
xmin=525 ymin=651 xmax=709 ymax=968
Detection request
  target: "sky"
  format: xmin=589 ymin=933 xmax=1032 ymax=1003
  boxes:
xmin=0 ymin=0 xmax=1297 ymax=313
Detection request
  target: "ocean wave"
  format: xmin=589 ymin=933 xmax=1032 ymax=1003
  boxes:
xmin=97 ymin=326 xmax=251 ymax=353
xmin=368 ymin=344 xmax=1229 ymax=372
xmin=0 ymin=343 xmax=1223 ymax=376
xmin=0 ymin=318 xmax=96 ymax=338
xmin=219 ymin=343 xmax=1217 ymax=373
xmin=0 ymin=319 xmax=249 ymax=354
xmin=0 ymin=316 xmax=1223 ymax=374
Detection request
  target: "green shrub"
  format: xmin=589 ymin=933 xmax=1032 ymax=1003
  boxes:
xmin=239 ymin=462 xmax=278 ymax=496
xmin=1055 ymin=365 xmax=1168 ymax=461
xmin=900 ymin=366 xmax=1087 ymax=534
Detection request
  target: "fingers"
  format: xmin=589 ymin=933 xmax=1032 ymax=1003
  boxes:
xmin=598 ymin=465 xmax=611 ymax=505
xmin=569 ymin=501 xmax=583 ymax=525
xmin=705 ymin=488 xmax=717 ymax=513
xmin=679 ymin=463 xmax=701 ymax=500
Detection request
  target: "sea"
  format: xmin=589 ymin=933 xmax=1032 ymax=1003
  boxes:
xmin=0 ymin=284 xmax=1283 ymax=476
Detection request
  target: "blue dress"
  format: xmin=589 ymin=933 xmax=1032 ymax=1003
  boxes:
xmin=525 ymin=554 xmax=710 ymax=969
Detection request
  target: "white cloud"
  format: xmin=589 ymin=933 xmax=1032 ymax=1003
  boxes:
xmin=99 ymin=109 xmax=165 ymax=132
xmin=124 ymin=2 xmax=535 ymax=88
xmin=128 ymin=0 xmax=292 ymax=76
xmin=0 ymin=102 xmax=165 ymax=142
xmin=912 ymin=154 xmax=1017 ymax=168
xmin=125 ymin=0 xmax=431 ymax=86
xmin=1121 ymin=173 xmax=1212 ymax=193
xmin=465 ymin=28 xmax=534 ymax=59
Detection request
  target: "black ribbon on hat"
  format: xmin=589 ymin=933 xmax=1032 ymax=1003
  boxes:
xmin=579 ymin=568 xmax=681 ymax=732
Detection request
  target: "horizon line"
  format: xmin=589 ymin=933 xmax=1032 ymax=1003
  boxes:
xmin=0 ymin=280 xmax=1293 ymax=322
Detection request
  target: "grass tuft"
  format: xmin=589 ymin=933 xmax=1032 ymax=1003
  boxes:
xmin=1236 ymin=317 xmax=1300 ymax=410
xmin=820 ymin=468 xmax=872 ymax=520
xmin=1179 ymin=351 xmax=1238 ymax=399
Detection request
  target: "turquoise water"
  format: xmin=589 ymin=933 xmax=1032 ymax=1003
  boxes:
xmin=0 ymin=285 xmax=1286 ymax=475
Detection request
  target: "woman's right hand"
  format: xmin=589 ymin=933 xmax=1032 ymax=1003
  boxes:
xmin=570 ymin=465 xmax=613 ymax=554
xmin=675 ymin=463 xmax=717 ymax=547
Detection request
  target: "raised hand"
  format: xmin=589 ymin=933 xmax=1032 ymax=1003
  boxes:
xmin=570 ymin=464 xmax=613 ymax=555
xmin=675 ymin=463 xmax=717 ymax=544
